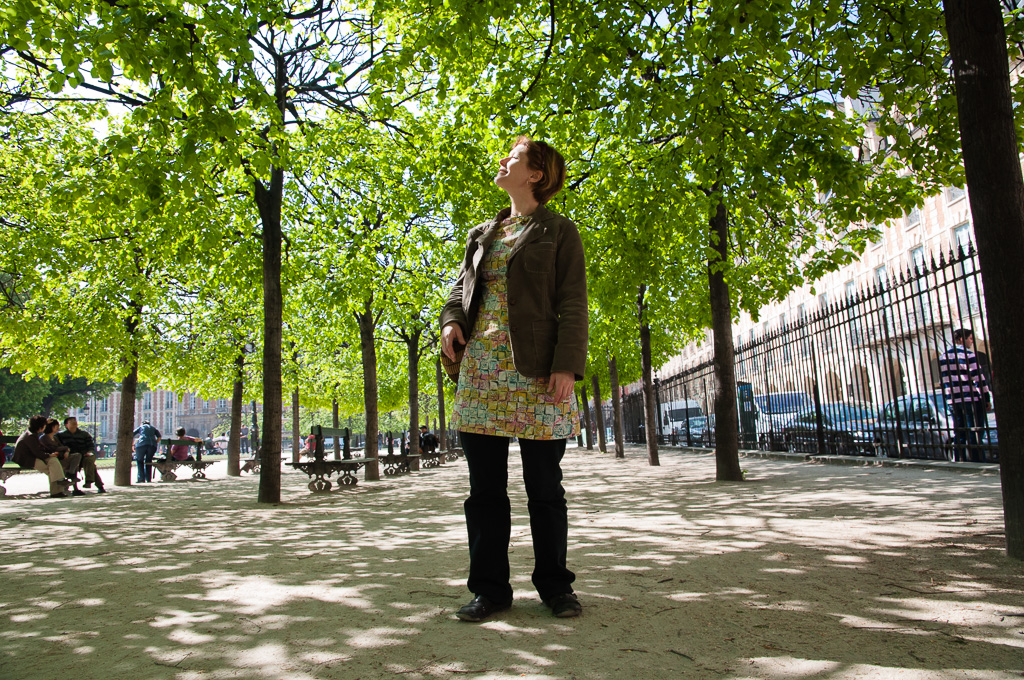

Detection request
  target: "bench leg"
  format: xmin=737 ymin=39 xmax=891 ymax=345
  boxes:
xmin=155 ymin=463 xmax=177 ymax=482
xmin=336 ymin=469 xmax=359 ymax=487
xmin=308 ymin=474 xmax=333 ymax=492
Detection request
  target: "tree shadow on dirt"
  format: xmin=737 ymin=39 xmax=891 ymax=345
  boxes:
xmin=0 ymin=447 xmax=1021 ymax=679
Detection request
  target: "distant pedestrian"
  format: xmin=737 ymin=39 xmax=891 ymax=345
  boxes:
xmin=240 ymin=424 xmax=250 ymax=454
xmin=133 ymin=420 xmax=162 ymax=483
xmin=938 ymin=328 xmax=990 ymax=462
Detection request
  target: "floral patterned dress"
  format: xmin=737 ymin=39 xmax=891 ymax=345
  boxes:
xmin=450 ymin=215 xmax=580 ymax=440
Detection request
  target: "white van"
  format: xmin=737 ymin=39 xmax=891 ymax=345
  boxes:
xmin=660 ymin=399 xmax=705 ymax=436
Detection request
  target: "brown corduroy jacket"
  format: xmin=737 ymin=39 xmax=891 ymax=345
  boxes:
xmin=440 ymin=205 xmax=588 ymax=380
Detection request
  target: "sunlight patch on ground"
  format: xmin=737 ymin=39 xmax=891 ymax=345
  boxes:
xmin=341 ymin=626 xmax=418 ymax=648
xmin=734 ymin=656 xmax=1020 ymax=679
xmin=178 ymin=572 xmax=379 ymax=614
xmin=504 ymin=648 xmax=556 ymax=666
xmin=870 ymin=596 xmax=1024 ymax=631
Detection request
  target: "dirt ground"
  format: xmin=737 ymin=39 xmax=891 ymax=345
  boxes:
xmin=0 ymin=445 xmax=1022 ymax=680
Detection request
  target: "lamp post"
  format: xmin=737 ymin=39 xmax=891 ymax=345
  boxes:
xmin=243 ymin=342 xmax=260 ymax=455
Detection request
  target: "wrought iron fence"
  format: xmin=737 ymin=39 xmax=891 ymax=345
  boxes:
xmin=620 ymin=243 xmax=997 ymax=463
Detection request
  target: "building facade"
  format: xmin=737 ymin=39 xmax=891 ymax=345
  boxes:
xmin=68 ymin=390 xmax=245 ymax=451
xmin=648 ymin=181 xmax=982 ymax=415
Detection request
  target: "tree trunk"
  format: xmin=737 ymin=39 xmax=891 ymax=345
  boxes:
xmin=114 ymin=360 xmax=138 ymax=486
xmin=638 ymin=286 xmax=660 ymax=466
xmin=291 ymin=386 xmax=300 ymax=464
xmin=608 ymin=355 xmax=625 ymax=459
xmin=407 ymin=328 xmax=422 ymax=457
xmin=591 ymin=374 xmax=607 ymax=453
xmin=357 ymin=299 xmax=380 ymax=480
xmin=708 ymin=198 xmax=743 ymax=481
xmin=435 ymin=358 xmax=448 ymax=451
xmin=227 ymin=354 xmax=243 ymax=476
xmin=945 ymin=0 xmax=1024 ymax=558
xmin=580 ymin=385 xmax=593 ymax=451
xmin=254 ymin=165 xmax=284 ymax=504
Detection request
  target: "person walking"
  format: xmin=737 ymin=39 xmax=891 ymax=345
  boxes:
xmin=440 ymin=136 xmax=587 ymax=622
xmin=938 ymin=328 xmax=990 ymax=462
xmin=132 ymin=420 xmax=162 ymax=483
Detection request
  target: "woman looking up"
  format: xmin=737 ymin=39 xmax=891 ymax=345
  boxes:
xmin=440 ymin=136 xmax=588 ymax=622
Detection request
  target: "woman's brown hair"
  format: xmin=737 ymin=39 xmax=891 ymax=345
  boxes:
xmin=515 ymin=135 xmax=566 ymax=205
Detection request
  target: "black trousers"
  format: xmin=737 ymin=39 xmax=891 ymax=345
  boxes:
xmin=461 ymin=431 xmax=575 ymax=603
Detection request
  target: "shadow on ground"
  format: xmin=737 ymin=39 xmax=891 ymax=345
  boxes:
xmin=0 ymin=446 xmax=1021 ymax=679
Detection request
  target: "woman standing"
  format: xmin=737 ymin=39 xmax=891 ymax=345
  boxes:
xmin=440 ymin=137 xmax=588 ymax=622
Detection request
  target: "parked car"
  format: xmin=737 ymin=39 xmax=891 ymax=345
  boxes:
xmin=661 ymin=400 xmax=705 ymax=437
xmin=754 ymin=391 xmax=813 ymax=450
xmin=781 ymin=403 xmax=877 ymax=456
xmin=701 ymin=413 xmax=717 ymax=446
xmin=671 ymin=415 xmax=708 ymax=443
xmin=874 ymin=392 xmax=954 ymax=460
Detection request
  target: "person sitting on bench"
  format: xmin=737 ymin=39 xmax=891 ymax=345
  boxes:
xmin=162 ymin=428 xmax=200 ymax=463
xmin=58 ymin=416 xmax=104 ymax=493
xmin=13 ymin=415 xmax=82 ymax=497
xmin=40 ymin=418 xmax=84 ymax=496
xmin=419 ymin=425 xmax=439 ymax=454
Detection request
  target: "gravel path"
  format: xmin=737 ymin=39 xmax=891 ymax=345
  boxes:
xmin=0 ymin=445 xmax=1021 ymax=679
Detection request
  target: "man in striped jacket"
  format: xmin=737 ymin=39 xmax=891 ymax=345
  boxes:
xmin=938 ymin=328 xmax=991 ymax=462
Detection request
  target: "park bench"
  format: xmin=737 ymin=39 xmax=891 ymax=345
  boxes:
xmin=381 ymin=451 xmax=420 ymax=475
xmin=0 ymin=436 xmax=22 ymax=496
xmin=378 ymin=436 xmax=419 ymax=475
xmin=153 ymin=438 xmax=215 ymax=481
xmin=419 ymin=448 xmax=447 ymax=468
xmin=241 ymin=451 xmax=260 ymax=474
xmin=289 ymin=426 xmax=377 ymax=492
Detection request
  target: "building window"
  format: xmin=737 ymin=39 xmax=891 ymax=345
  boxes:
xmin=846 ymin=280 xmax=861 ymax=345
xmin=868 ymin=221 xmax=883 ymax=248
xmin=100 ymin=397 xmax=108 ymax=413
xmin=953 ymin=223 xmax=981 ymax=314
xmin=797 ymin=304 xmax=811 ymax=357
xmin=910 ymin=246 xmax=932 ymax=327
xmin=906 ymin=206 xmax=922 ymax=228
xmin=143 ymin=391 xmax=152 ymax=411
xmin=945 ymin=186 xmax=966 ymax=204
xmin=780 ymin=313 xmax=791 ymax=363
xmin=954 ymin=223 xmax=973 ymax=252
xmin=911 ymin=246 xmax=926 ymax=273
xmin=166 ymin=391 xmax=175 ymax=409
xmin=190 ymin=394 xmax=197 ymax=410
xmin=874 ymin=265 xmax=887 ymax=287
